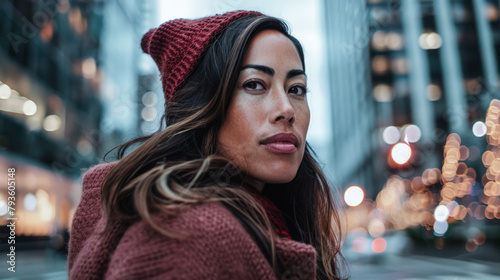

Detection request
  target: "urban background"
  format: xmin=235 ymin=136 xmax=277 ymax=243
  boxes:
xmin=0 ymin=0 xmax=499 ymax=279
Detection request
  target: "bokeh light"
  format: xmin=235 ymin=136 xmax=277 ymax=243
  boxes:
xmin=390 ymin=57 xmax=409 ymax=75
xmin=36 ymin=189 xmax=54 ymax=222
xmin=372 ymin=55 xmax=389 ymax=74
xmin=24 ymin=193 xmax=37 ymax=212
xmin=373 ymin=84 xmax=394 ymax=102
xmin=419 ymin=32 xmax=442 ymax=50
xmin=386 ymin=32 xmax=403 ymax=50
xmin=371 ymin=30 xmax=387 ymax=51
xmin=344 ymin=186 xmax=365 ymax=207
xmin=142 ymin=91 xmax=158 ymax=107
xmin=352 ymin=236 xmax=369 ymax=253
xmin=434 ymin=205 xmax=450 ymax=222
xmin=446 ymin=201 xmax=458 ymax=215
xmin=391 ymin=142 xmax=412 ymax=164
xmin=371 ymin=237 xmax=387 ymax=253
xmin=472 ymin=121 xmax=487 ymax=137
xmin=0 ymin=83 xmax=12 ymax=99
xmin=141 ymin=107 xmax=157 ymax=122
xmin=368 ymin=218 xmax=386 ymax=237
xmin=82 ymin=57 xmax=96 ymax=79
xmin=465 ymin=239 xmax=478 ymax=252
xmin=43 ymin=115 xmax=62 ymax=132
xmin=426 ymin=83 xmax=441 ymax=101
xmin=0 ymin=199 xmax=7 ymax=216
xmin=433 ymin=220 xmax=448 ymax=236
xmin=403 ymin=125 xmax=421 ymax=143
xmin=383 ymin=126 xmax=400 ymax=145
xmin=22 ymin=100 xmax=37 ymax=116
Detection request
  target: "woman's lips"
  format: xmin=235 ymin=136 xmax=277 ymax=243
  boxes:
xmin=262 ymin=142 xmax=297 ymax=153
xmin=260 ymin=133 xmax=299 ymax=154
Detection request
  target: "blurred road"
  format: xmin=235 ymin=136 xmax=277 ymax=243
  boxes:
xmin=348 ymin=254 xmax=500 ymax=280
xmin=344 ymin=231 xmax=500 ymax=280
xmin=1 ymin=244 xmax=499 ymax=279
xmin=0 ymin=249 xmax=67 ymax=280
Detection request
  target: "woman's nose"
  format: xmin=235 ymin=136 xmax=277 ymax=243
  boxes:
xmin=269 ymin=90 xmax=295 ymax=125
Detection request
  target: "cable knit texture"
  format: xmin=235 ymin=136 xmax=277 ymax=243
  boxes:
xmin=141 ymin=10 xmax=262 ymax=101
xmin=68 ymin=162 xmax=317 ymax=279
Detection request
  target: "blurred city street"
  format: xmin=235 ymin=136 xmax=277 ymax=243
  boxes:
xmin=1 ymin=238 xmax=499 ymax=280
xmin=344 ymin=232 xmax=500 ymax=279
xmin=349 ymin=253 xmax=500 ymax=280
xmin=0 ymin=249 xmax=67 ymax=280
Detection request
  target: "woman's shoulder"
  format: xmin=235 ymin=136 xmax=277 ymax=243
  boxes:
xmin=106 ymin=201 xmax=275 ymax=279
xmin=72 ymin=161 xmax=118 ymax=230
xmin=80 ymin=161 xmax=118 ymax=191
xmin=68 ymin=161 xmax=119 ymax=270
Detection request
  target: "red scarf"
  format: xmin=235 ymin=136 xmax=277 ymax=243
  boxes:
xmin=244 ymin=186 xmax=292 ymax=240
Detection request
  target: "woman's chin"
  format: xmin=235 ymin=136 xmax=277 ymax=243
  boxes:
xmin=258 ymin=172 xmax=298 ymax=185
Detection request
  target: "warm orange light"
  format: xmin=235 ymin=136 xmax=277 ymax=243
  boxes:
xmin=465 ymin=239 xmax=478 ymax=252
xmin=368 ymin=218 xmax=386 ymax=237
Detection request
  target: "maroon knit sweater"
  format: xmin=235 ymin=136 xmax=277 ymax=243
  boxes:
xmin=68 ymin=162 xmax=317 ymax=279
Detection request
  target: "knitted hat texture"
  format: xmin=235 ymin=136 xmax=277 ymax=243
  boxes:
xmin=141 ymin=10 xmax=263 ymax=101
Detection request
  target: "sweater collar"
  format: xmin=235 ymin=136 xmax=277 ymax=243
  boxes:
xmin=244 ymin=186 xmax=317 ymax=278
xmin=244 ymin=185 xmax=292 ymax=240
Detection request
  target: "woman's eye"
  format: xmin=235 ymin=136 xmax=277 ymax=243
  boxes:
xmin=243 ymin=81 xmax=265 ymax=91
xmin=289 ymin=86 xmax=307 ymax=96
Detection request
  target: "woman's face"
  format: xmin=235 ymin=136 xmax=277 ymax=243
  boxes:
xmin=218 ymin=29 xmax=310 ymax=192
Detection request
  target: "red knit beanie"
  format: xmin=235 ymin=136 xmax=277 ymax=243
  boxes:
xmin=141 ymin=10 xmax=263 ymax=101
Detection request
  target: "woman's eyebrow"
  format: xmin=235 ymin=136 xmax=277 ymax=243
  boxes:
xmin=241 ymin=64 xmax=275 ymax=76
xmin=287 ymin=69 xmax=306 ymax=80
xmin=240 ymin=65 xmax=306 ymax=80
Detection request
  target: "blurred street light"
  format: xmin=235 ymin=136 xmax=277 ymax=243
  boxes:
xmin=43 ymin=115 xmax=62 ymax=132
xmin=403 ymin=125 xmax=421 ymax=143
xmin=344 ymin=185 xmax=365 ymax=207
xmin=22 ymin=100 xmax=37 ymax=116
xmin=383 ymin=126 xmax=400 ymax=145
xmin=391 ymin=142 xmax=412 ymax=165
xmin=371 ymin=237 xmax=387 ymax=253
xmin=0 ymin=199 xmax=7 ymax=216
xmin=433 ymin=220 xmax=448 ymax=236
xmin=24 ymin=193 xmax=37 ymax=212
xmin=0 ymin=83 xmax=12 ymax=99
xmin=419 ymin=32 xmax=443 ymax=50
xmin=434 ymin=205 xmax=450 ymax=222
xmin=426 ymin=83 xmax=442 ymax=101
xmin=472 ymin=121 xmax=487 ymax=137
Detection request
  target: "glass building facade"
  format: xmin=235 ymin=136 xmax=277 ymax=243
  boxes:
xmin=324 ymin=0 xmax=500 ymax=255
xmin=0 ymin=0 xmax=105 ymax=242
xmin=0 ymin=0 xmax=158 ymax=255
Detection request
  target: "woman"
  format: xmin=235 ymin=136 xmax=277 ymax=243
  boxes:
xmin=68 ymin=10 xmax=347 ymax=280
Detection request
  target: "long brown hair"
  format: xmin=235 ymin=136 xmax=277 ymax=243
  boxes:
xmin=101 ymin=14 xmax=348 ymax=279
